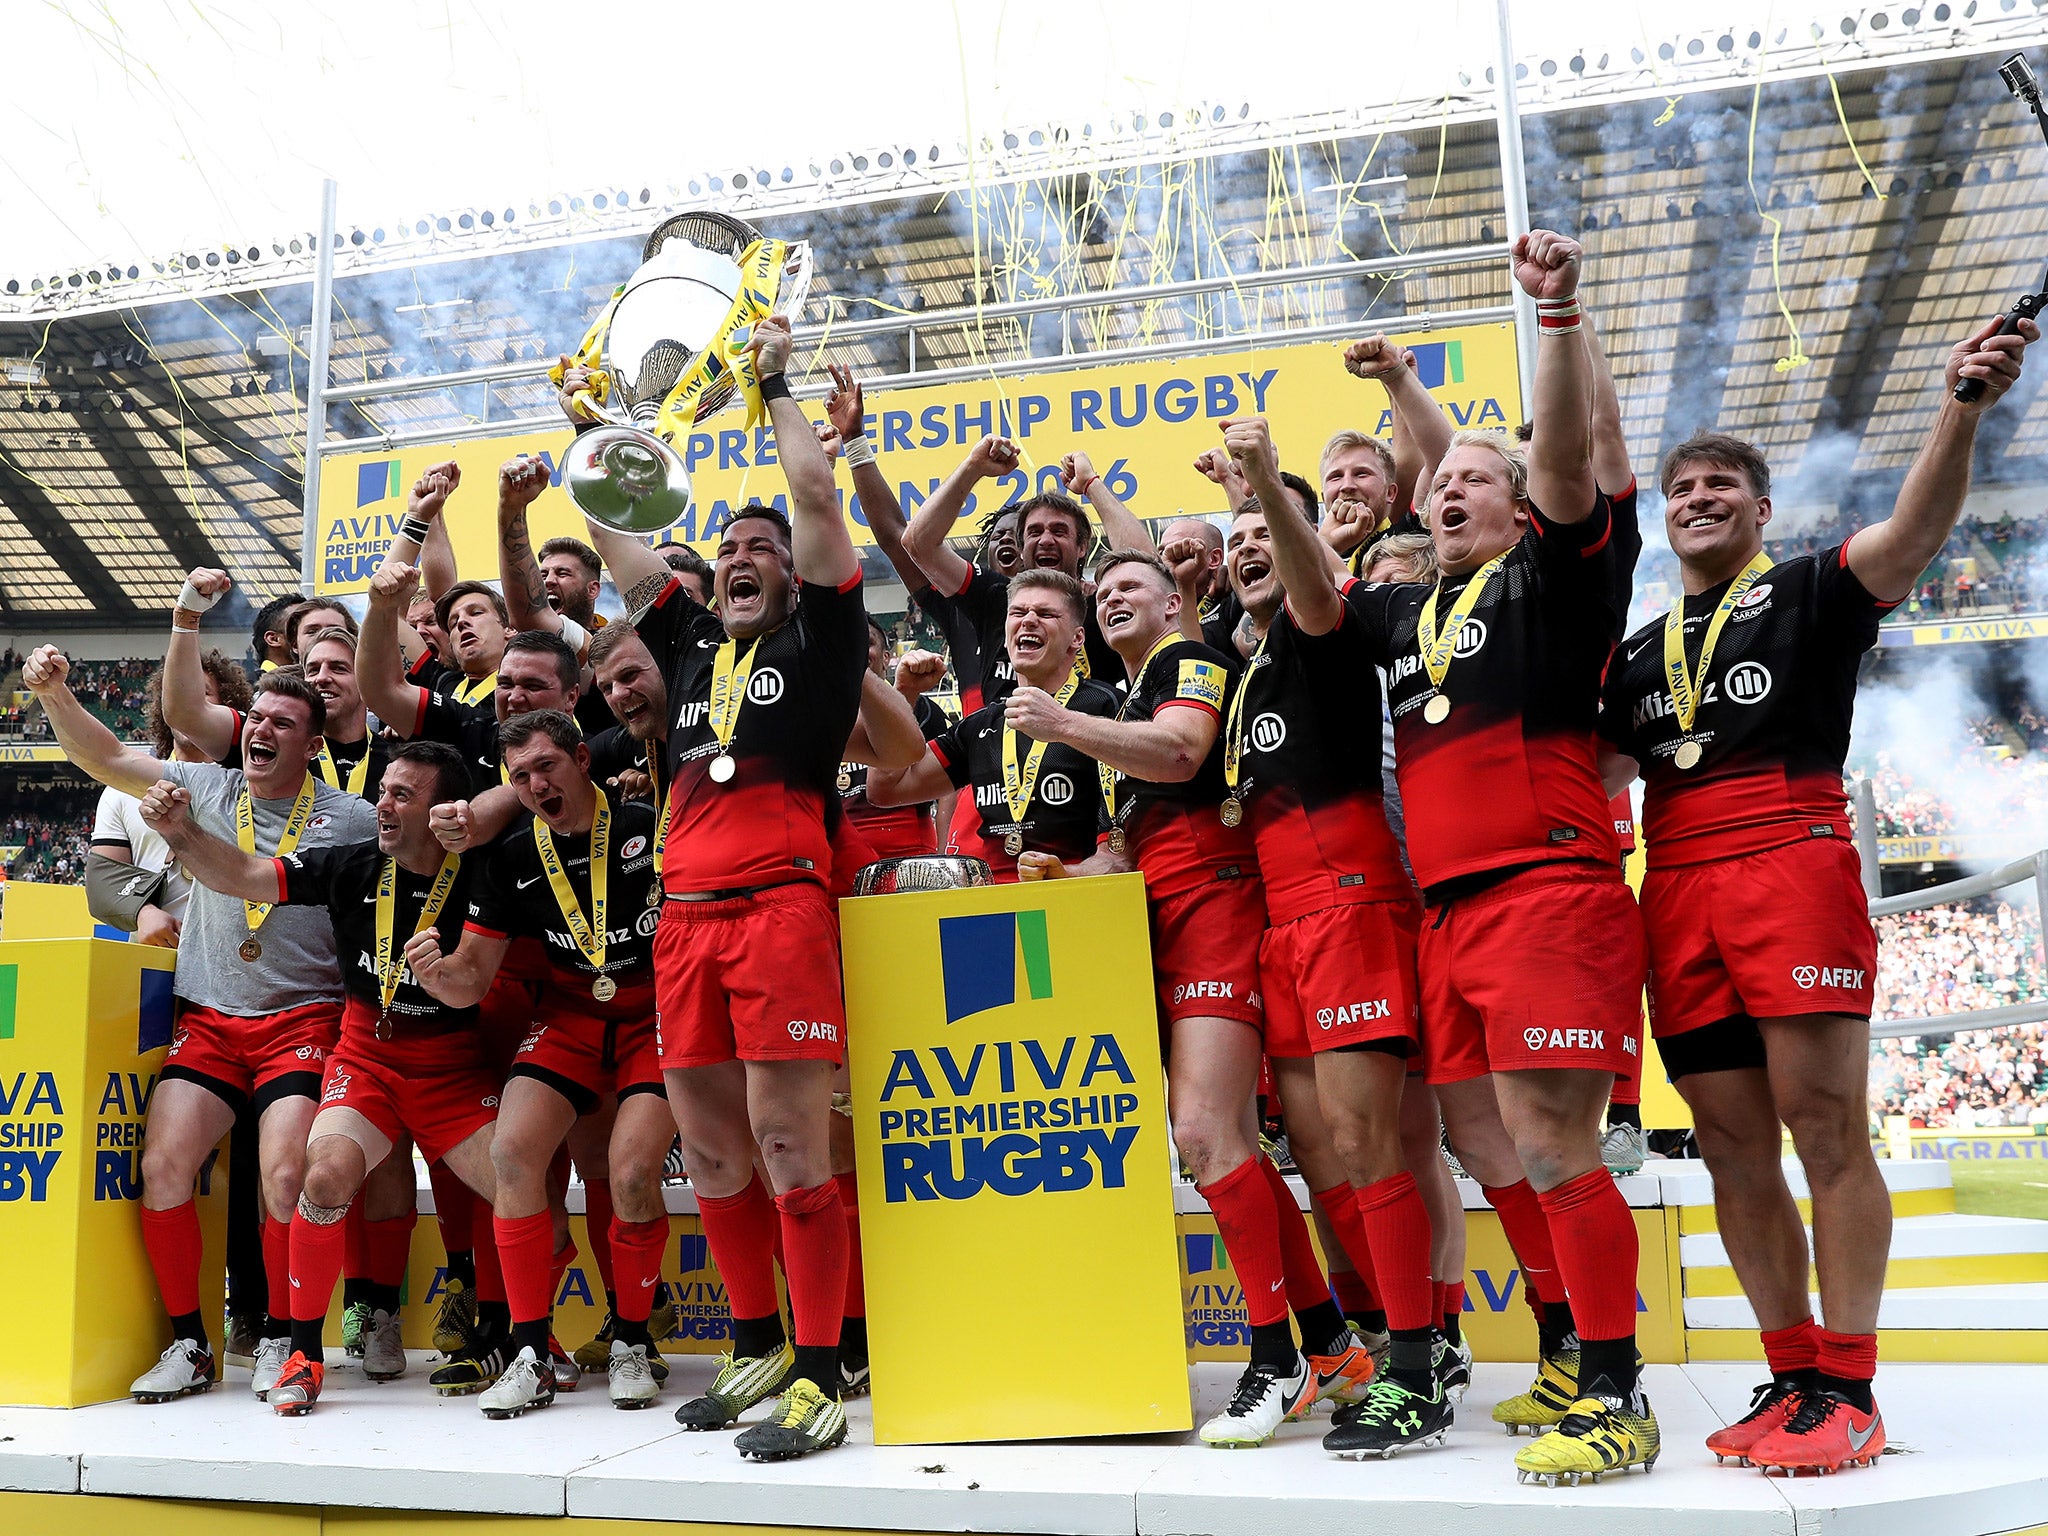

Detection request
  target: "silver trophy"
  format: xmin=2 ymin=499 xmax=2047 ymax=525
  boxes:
xmin=556 ymin=211 xmax=813 ymax=534
xmin=849 ymin=856 xmax=994 ymax=897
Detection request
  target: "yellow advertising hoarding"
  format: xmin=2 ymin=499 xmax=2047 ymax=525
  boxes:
xmin=312 ymin=323 xmax=1521 ymax=595
xmin=841 ymin=873 xmax=1190 ymax=1444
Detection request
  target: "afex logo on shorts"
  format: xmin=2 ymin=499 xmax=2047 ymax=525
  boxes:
xmin=1174 ymin=981 xmax=1235 ymax=1004
xmin=1317 ymin=1000 xmax=1391 ymax=1029
xmin=787 ymin=1019 xmax=840 ymax=1043
xmin=1522 ymin=1027 xmax=1605 ymax=1051
xmin=1792 ymin=964 xmax=1864 ymax=990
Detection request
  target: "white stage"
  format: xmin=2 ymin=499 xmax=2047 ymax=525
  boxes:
xmin=3 ymin=1352 xmax=2044 ymax=1536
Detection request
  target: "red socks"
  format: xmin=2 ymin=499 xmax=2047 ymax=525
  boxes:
xmin=1817 ymin=1327 xmax=1878 ymax=1385
xmin=288 ymin=1207 xmax=349 ymax=1325
xmin=1331 ymin=1267 xmax=1378 ymax=1317
xmin=428 ymin=1160 xmax=474 ymax=1253
xmin=697 ymin=1174 xmax=783 ymax=1321
xmin=140 ymin=1201 xmax=203 ymax=1318
xmin=473 ymin=1210 xmax=506 ymax=1306
xmin=344 ymin=1204 xmax=370 ymax=1281
xmin=1258 ymin=1156 xmax=1331 ymax=1313
xmin=1355 ymin=1171 xmax=1435 ymax=1332
xmin=262 ymin=1213 xmax=292 ymax=1321
xmin=774 ymin=1180 xmax=848 ymax=1348
xmin=1762 ymin=1317 xmax=1820 ymax=1376
xmin=834 ymin=1171 xmax=865 ymax=1317
xmin=610 ymin=1216 xmax=669 ymax=1325
xmin=583 ymin=1179 xmax=617 ymax=1299
xmin=1198 ymin=1158 xmax=1289 ymax=1328
xmin=1482 ymin=1179 xmax=1568 ymax=1308
xmin=1537 ymin=1168 xmax=1639 ymax=1344
xmin=365 ymin=1213 xmax=416 ymax=1288
xmin=1312 ymin=1182 xmax=1376 ymax=1275
xmin=494 ymin=1210 xmax=556 ymax=1326
xmin=1441 ymin=1278 xmax=1467 ymax=1327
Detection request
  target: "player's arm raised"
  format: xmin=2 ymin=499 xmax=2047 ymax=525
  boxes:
xmin=497 ymin=456 xmax=564 ymax=637
xmin=845 ymin=669 xmax=929 ymax=770
xmin=1515 ymin=230 xmax=1598 ymax=524
xmin=1007 ymin=681 xmax=1214 ymax=785
xmin=21 ymin=646 xmax=168 ymax=798
xmin=825 ymin=363 xmax=929 ymax=595
xmin=359 ymin=560 xmax=429 ymax=738
xmin=163 ymin=568 xmax=244 ymax=761
xmin=1848 ymin=315 xmax=2036 ymax=602
xmin=1226 ymin=416 xmax=1344 ymax=635
xmin=1061 ymin=451 xmax=1150 ymax=554
xmin=135 ymin=781 xmax=278 ymax=902
xmin=903 ymin=434 xmax=1017 ymax=594
xmin=751 ymin=316 xmax=856 ymax=590
xmin=1346 ymin=335 xmax=1451 ymax=514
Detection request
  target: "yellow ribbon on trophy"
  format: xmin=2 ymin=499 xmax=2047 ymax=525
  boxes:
xmin=548 ymin=238 xmax=793 ymax=442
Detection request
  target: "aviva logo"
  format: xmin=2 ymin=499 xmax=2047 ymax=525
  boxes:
xmin=1183 ymin=1233 xmax=1229 ymax=1274
xmin=357 ymin=459 xmax=402 ymax=507
xmin=938 ymin=910 xmax=1052 ymax=1024
xmin=1406 ymin=340 xmax=1466 ymax=390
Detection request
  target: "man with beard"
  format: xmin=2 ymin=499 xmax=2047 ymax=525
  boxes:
xmin=136 ymin=741 xmax=499 ymax=1416
xmin=20 ymin=651 xmax=375 ymax=1403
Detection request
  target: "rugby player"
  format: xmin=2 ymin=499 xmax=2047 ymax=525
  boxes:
xmin=866 ymin=571 xmax=1119 ymax=880
xmin=557 ymin=314 xmax=869 ymax=1460
xmin=495 ymin=456 xmax=621 ymax=738
xmin=247 ymin=594 xmax=299 ymax=677
xmin=137 ymin=740 xmax=502 ymax=1416
xmin=839 ymin=623 xmax=951 ymax=860
xmin=398 ymin=710 xmax=673 ymax=1416
xmin=20 ymin=649 xmax=376 ymax=1402
xmin=1196 ymin=452 xmax=1449 ymax=1456
xmin=1596 ymin=316 xmax=2033 ymax=1474
xmin=1257 ymin=231 xmax=1657 ymax=1484
xmin=284 ymin=598 xmax=357 ymax=658
xmin=1006 ymin=550 xmax=1366 ymax=1448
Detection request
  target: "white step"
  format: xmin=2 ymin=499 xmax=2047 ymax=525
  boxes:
xmin=1686 ymin=1283 xmax=2048 ymax=1331
xmin=1655 ymin=1155 xmax=1952 ymax=1207
xmin=1681 ymin=1213 xmax=2048 ymax=1270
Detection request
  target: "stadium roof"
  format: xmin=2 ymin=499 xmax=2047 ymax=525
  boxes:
xmin=4 ymin=9 xmax=2048 ymax=630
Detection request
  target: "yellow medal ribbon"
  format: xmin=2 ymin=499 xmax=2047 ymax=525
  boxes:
xmin=1001 ymin=671 xmax=1082 ymax=829
xmin=454 ymin=672 xmax=497 ymax=706
xmin=374 ymin=851 xmax=463 ymax=1021
xmin=1416 ymin=551 xmax=1508 ymax=694
xmin=655 ymin=238 xmax=793 ymax=438
xmin=1221 ymin=630 xmax=1271 ymax=793
xmin=533 ymin=790 xmax=610 ymax=978
xmin=313 ymin=740 xmax=372 ymax=797
xmin=650 ymin=757 xmax=672 ymax=883
xmin=1664 ymin=549 xmax=1775 ymax=739
xmin=236 ymin=771 xmax=318 ymax=932
xmin=1103 ymin=632 xmax=1182 ymax=831
xmin=707 ymin=634 xmax=764 ymax=757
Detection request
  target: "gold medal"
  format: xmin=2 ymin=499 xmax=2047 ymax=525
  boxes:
xmin=1414 ymin=553 xmax=1505 ymax=732
xmin=238 ymin=938 xmax=262 ymax=962
xmin=1219 ymin=796 xmax=1243 ymax=828
xmin=592 ymin=974 xmax=618 ymax=1002
xmin=1107 ymin=827 xmax=1126 ymax=855
xmin=1673 ymin=740 xmax=1703 ymax=771
xmin=837 ymin=766 xmax=853 ymax=790
xmin=375 ymin=1012 xmax=394 ymax=1043
xmin=1661 ymin=549 xmax=1773 ymax=774
xmin=647 ymin=884 xmax=664 ymax=908
xmin=1003 ymin=830 xmax=1025 ymax=856
xmin=236 ymin=771 xmax=317 ymax=946
xmin=708 ymin=753 xmax=736 ymax=783
xmin=1423 ymin=694 xmax=1452 ymax=725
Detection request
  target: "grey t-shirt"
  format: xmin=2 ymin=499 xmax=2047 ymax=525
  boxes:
xmin=161 ymin=761 xmax=378 ymax=1015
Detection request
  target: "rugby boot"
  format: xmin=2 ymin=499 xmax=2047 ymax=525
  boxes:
xmin=130 ymin=1339 xmax=214 ymax=1403
xmin=1705 ymin=1375 xmax=1807 ymax=1465
xmin=673 ymin=1341 xmax=794 ymax=1430
xmin=734 ymin=1378 xmax=848 ymax=1460
xmin=1199 ymin=1355 xmax=1314 ymax=1448
xmin=479 ymin=1345 xmax=556 ymax=1420
xmin=1324 ymin=1373 xmax=1453 ymax=1458
xmin=1515 ymin=1387 xmax=1661 ymax=1486
xmin=1748 ymin=1389 xmax=1884 ymax=1475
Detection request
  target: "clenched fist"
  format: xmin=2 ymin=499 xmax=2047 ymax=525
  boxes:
xmin=409 ymin=461 xmax=461 ymax=520
xmin=894 ymin=649 xmax=948 ymax=697
xmin=137 ymin=782 xmax=193 ymax=839
xmin=369 ymin=560 xmax=421 ymax=610
xmin=1220 ymin=416 xmax=1281 ymax=486
xmin=21 ymin=644 xmax=69 ymax=695
xmin=1512 ymin=230 xmax=1582 ymax=301
xmin=1342 ymin=335 xmax=1407 ymax=383
xmin=746 ymin=314 xmax=793 ymax=377
xmin=499 ymin=455 xmax=550 ymax=508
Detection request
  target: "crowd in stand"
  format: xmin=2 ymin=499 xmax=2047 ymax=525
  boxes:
xmin=1870 ymin=1022 xmax=2048 ymax=1130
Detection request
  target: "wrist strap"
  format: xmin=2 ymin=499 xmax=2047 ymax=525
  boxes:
xmin=758 ymin=372 xmax=793 ymax=404
xmin=1535 ymin=295 xmax=1583 ymax=335
xmin=399 ymin=516 xmax=433 ymax=544
xmin=842 ymin=433 xmax=877 ymax=468
xmin=1074 ymin=475 xmax=1098 ymax=497
xmin=171 ymin=611 xmax=201 ymax=633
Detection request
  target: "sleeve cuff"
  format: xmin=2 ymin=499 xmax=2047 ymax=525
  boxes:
xmin=269 ymin=857 xmax=289 ymax=905
xmin=463 ymin=920 xmax=507 ymax=941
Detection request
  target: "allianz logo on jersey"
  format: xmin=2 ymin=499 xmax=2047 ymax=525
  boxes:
xmin=674 ymin=669 xmax=786 ymax=729
xmin=1390 ymin=622 xmax=1487 ymax=683
xmin=973 ymin=774 xmax=1075 ymax=811
xmin=1631 ymin=661 xmax=1775 ymax=730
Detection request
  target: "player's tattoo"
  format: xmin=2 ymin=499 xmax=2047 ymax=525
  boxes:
xmin=621 ymin=572 xmax=669 ymax=615
xmin=1234 ymin=612 xmax=1259 ymax=659
xmin=500 ymin=505 xmax=549 ymax=619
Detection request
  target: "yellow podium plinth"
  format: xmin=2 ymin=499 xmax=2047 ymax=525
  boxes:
xmin=843 ymin=873 xmax=1191 ymax=1444
xmin=0 ymin=938 xmax=228 ymax=1406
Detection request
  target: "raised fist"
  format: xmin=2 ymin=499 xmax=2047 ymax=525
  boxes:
xmin=1342 ymin=335 xmax=1406 ymax=383
xmin=894 ymin=648 xmax=948 ymax=696
xmin=1059 ymin=452 xmax=1098 ymax=495
xmin=21 ymin=644 xmax=69 ymax=695
xmin=1320 ymin=502 xmax=1373 ymax=557
xmin=965 ymin=434 xmax=1020 ymax=479
xmin=499 ymin=455 xmax=550 ymax=508
xmin=1512 ymin=230 xmax=1582 ymax=301
xmin=813 ymin=419 xmax=843 ymax=461
xmin=182 ymin=568 xmax=233 ymax=602
xmin=1192 ymin=447 xmax=1251 ymax=507
xmin=747 ymin=314 xmax=793 ymax=377
xmin=410 ymin=461 xmax=461 ymax=520
xmin=1220 ymin=416 xmax=1280 ymax=485
xmin=1160 ymin=534 xmax=1207 ymax=592
xmin=369 ymin=560 xmax=421 ymax=609
xmin=429 ymin=799 xmax=477 ymax=852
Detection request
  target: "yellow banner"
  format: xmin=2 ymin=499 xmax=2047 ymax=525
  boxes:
xmin=841 ymin=873 xmax=1189 ymax=1444
xmin=1877 ymin=834 xmax=1990 ymax=864
xmin=1877 ymin=612 xmax=2048 ymax=648
xmin=311 ymin=323 xmax=1521 ymax=596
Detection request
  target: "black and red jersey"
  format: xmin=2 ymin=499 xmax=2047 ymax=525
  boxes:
xmin=1598 ymin=539 xmax=1894 ymax=869
xmin=634 ymin=572 xmax=868 ymax=893
xmin=1344 ymin=493 xmax=1624 ymax=893
xmin=1608 ymin=479 xmax=1642 ymax=639
xmin=467 ymin=799 xmax=660 ymax=990
xmin=1235 ymin=610 xmax=1415 ymax=922
xmin=929 ymin=678 xmax=1120 ymax=879
xmin=922 ymin=565 xmax=1122 ymax=711
xmin=841 ymin=693 xmax=950 ymax=859
xmin=407 ymin=688 xmax=503 ymax=794
xmin=1110 ymin=636 xmax=1254 ymax=900
xmin=586 ymin=724 xmax=652 ymax=800
xmin=274 ymin=840 xmax=486 ymax=1035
